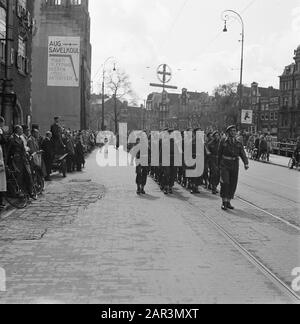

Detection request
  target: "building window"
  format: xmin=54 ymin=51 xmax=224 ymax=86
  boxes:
xmin=261 ymin=114 xmax=265 ymax=121
xmin=17 ymin=36 xmax=27 ymax=73
xmin=270 ymin=112 xmax=274 ymax=120
xmin=0 ymin=7 xmax=6 ymax=62
xmin=274 ymin=112 xmax=278 ymax=121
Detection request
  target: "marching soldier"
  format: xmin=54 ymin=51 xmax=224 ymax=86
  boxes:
xmin=133 ymin=136 xmax=149 ymax=195
xmin=218 ymin=125 xmax=249 ymax=211
xmin=207 ymin=130 xmax=221 ymax=195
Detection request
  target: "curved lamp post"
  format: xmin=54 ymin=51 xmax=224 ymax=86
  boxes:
xmin=222 ymin=10 xmax=245 ymax=124
xmin=101 ymin=57 xmax=116 ymax=130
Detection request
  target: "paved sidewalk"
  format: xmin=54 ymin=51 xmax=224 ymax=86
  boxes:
xmin=268 ymin=154 xmax=290 ymax=168
xmin=0 ymin=148 xmax=293 ymax=304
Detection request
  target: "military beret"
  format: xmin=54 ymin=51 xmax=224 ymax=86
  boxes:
xmin=226 ymin=125 xmax=236 ymax=133
xmin=212 ymin=131 xmax=220 ymax=137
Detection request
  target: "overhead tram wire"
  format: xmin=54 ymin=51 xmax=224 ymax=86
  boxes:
xmin=161 ymin=0 xmax=190 ymax=52
xmin=140 ymin=0 xmax=258 ymax=81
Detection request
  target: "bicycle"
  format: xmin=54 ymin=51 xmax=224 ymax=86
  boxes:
xmin=288 ymin=155 xmax=299 ymax=170
xmin=248 ymin=147 xmax=258 ymax=160
xmin=260 ymin=151 xmax=268 ymax=163
xmin=4 ymin=166 xmax=29 ymax=209
xmin=29 ymin=151 xmax=45 ymax=196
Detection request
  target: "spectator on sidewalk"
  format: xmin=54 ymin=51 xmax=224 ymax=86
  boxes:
xmin=27 ymin=129 xmax=40 ymax=155
xmin=290 ymin=137 xmax=300 ymax=169
xmin=258 ymin=135 xmax=268 ymax=160
xmin=74 ymin=134 xmax=85 ymax=172
xmin=64 ymin=131 xmax=75 ymax=173
xmin=50 ymin=117 xmax=66 ymax=155
xmin=0 ymin=117 xmax=6 ymax=208
xmin=41 ymin=131 xmax=54 ymax=181
xmin=6 ymin=126 xmax=34 ymax=198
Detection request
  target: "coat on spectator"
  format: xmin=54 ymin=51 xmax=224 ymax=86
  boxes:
xmin=0 ymin=145 xmax=6 ymax=192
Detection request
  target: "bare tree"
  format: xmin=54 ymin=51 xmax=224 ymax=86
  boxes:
xmin=106 ymin=68 xmax=135 ymax=134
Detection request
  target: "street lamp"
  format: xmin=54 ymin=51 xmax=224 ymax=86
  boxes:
xmin=101 ymin=57 xmax=116 ymax=131
xmin=222 ymin=10 xmax=245 ymax=125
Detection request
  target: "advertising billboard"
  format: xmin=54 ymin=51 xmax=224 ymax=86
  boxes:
xmin=47 ymin=36 xmax=80 ymax=87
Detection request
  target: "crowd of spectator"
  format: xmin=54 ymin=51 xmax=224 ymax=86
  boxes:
xmin=0 ymin=116 xmax=96 ymax=210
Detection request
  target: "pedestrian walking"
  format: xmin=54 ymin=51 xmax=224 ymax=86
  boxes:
xmin=218 ymin=125 xmax=249 ymax=211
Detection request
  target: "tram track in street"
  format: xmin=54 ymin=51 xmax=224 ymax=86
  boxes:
xmin=170 ymin=186 xmax=300 ymax=304
xmin=236 ymin=195 xmax=300 ymax=232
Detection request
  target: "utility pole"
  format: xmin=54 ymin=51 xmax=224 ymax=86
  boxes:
xmin=101 ymin=70 xmax=105 ymax=130
xmin=222 ymin=10 xmax=245 ymax=128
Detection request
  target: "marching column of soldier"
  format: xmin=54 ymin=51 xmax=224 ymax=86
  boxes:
xmin=134 ymin=125 xmax=249 ymax=210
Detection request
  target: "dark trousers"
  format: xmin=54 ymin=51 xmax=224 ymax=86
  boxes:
xmin=161 ymin=166 xmax=177 ymax=188
xmin=136 ymin=165 xmax=148 ymax=187
xmin=44 ymin=156 xmax=52 ymax=177
xmin=220 ymin=160 xmax=239 ymax=200
xmin=0 ymin=192 xmax=4 ymax=205
xmin=67 ymin=154 xmax=75 ymax=172
xmin=209 ymin=157 xmax=220 ymax=189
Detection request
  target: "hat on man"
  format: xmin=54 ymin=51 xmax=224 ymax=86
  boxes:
xmin=226 ymin=125 xmax=236 ymax=133
xmin=32 ymin=124 xmax=40 ymax=131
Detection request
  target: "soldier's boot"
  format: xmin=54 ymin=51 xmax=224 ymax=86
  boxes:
xmin=141 ymin=186 xmax=146 ymax=195
xmin=222 ymin=200 xmax=228 ymax=211
xmin=164 ymin=186 xmax=169 ymax=195
xmin=137 ymin=185 xmax=141 ymax=195
xmin=212 ymin=186 xmax=218 ymax=195
xmin=169 ymin=187 xmax=173 ymax=194
xmin=227 ymin=201 xmax=235 ymax=210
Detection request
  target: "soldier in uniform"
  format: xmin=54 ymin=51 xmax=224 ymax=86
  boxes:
xmin=133 ymin=135 xmax=149 ymax=195
xmin=218 ymin=125 xmax=249 ymax=211
xmin=208 ymin=130 xmax=220 ymax=195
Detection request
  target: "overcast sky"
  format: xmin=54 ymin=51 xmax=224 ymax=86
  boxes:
xmin=90 ymin=0 xmax=300 ymax=103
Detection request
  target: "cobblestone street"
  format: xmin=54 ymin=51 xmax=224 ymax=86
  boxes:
xmin=0 ymin=149 xmax=297 ymax=304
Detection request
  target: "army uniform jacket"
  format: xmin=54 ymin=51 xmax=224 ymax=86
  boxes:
xmin=218 ymin=137 xmax=249 ymax=168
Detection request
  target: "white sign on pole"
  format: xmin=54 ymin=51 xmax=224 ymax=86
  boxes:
xmin=47 ymin=36 xmax=80 ymax=87
xmin=241 ymin=110 xmax=253 ymax=125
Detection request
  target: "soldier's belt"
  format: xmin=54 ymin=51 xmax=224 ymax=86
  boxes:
xmin=222 ymin=156 xmax=238 ymax=161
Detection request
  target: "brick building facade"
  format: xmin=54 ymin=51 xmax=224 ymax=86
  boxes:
xmin=243 ymin=82 xmax=280 ymax=136
xmin=278 ymin=45 xmax=300 ymax=140
xmin=0 ymin=0 xmax=34 ymax=129
xmin=32 ymin=0 xmax=91 ymax=133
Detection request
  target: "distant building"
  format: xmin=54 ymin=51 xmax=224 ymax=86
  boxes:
xmin=278 ymin=45 xmax=300 ymax=140
xmin=32 ymin=0 xmax=91 ymax=133
xmin=243 ymin=82 xmax=280 ymax=136
xmin=89 ymin=94 xmax=143 ymax=133
xmin=0 ymin=0 xmax=34 ymax=129
xmin=146 ymin=89 xmax=216 ymax=131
